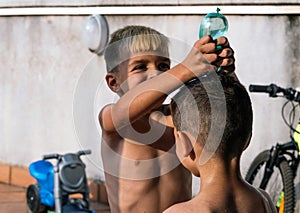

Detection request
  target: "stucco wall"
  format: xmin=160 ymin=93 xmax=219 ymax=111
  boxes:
xmin=0 ymin=0 xmax=299 ymax=7
xmin=1 ymin=11 xmax=299 ymax=209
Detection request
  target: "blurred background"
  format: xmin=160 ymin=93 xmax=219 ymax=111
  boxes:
xmin=0 ymin=0 xmax=299 ymax=211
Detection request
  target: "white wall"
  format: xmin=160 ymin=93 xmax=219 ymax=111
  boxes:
xmin=0 ymin=0 xmax=299 ymax=7
xmin=1 ymin=11 xmax=299 ymax=209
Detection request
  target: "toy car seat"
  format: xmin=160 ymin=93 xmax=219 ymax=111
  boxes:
xmin=27 ymin=160 xmax=55 ymax=212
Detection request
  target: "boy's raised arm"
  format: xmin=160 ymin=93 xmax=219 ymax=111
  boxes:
xmin=99 ymin=36 xmax=234 ymax=133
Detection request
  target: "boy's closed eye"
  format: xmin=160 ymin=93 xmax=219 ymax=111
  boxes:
xmin=158 ymin=62 xmax=170 ymax=71
xmin=132 ymin=64 xmax=147 ymax=72
xmin=131 ymin=63 xmax=170 ymax=72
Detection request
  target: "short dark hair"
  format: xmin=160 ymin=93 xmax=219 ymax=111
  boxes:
xmin=171 ymin=74 xmax=253 ymax=158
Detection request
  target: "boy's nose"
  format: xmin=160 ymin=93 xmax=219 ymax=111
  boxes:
xmin=148 ymin=70 xmax=160 ymax=79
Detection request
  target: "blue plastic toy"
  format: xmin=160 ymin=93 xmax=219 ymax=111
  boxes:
xmin=26 ymin=150 xmax=96 ymax=213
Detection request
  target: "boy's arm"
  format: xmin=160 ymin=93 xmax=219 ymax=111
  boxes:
xmin=99 ymin=63 xmax=203 ymax=133
xmin=100 ymin=36 xmax=234 ymax=133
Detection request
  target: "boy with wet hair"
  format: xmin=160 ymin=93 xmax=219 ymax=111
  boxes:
xmin=166 ymin=74 xmax=276 ymax=212
xmin=99 ymin=25 xmax=235 ymax=212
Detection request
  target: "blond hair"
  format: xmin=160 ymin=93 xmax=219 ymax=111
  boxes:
xmin=104 ymin=25 xmax=169 ymax=73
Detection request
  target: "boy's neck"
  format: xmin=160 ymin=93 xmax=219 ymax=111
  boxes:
xmin=197 ymin=156 xmax=244 ymax=190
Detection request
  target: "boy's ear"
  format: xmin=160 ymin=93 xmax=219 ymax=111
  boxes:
xmin=177 ymin=131 xmax=196 ymax=160
xmin=105 ymin=73 xmax=120 ymax=93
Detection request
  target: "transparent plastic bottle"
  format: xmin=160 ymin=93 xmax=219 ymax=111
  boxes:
xmin=199 ymin=8 xmax=228 ymax=40
xmin=199 ymin=8 xmax=228 ymax=72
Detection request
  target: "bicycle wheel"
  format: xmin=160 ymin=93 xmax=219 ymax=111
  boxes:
xmin=245 ymin=150 xmax=295 ymax=213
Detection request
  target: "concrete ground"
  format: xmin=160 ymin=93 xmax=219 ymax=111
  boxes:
xmin=0 ymin=183 xmax=110 ymax=213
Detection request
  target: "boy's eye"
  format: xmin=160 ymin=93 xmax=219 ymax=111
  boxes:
xmin=158 ymin=63 xmax=170 ymax=71
xmin=133 ymin=64 xmax=147 ymax=71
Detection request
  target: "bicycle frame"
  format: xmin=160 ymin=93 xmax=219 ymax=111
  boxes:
xmin=294 ymin=121 xmax=300 ymax=153
xmin=291 ymin=121 xmax=300 ymax=175
xmin=246 ymin=83 xmax=300 ymax=212
xmin=260 ymin=140 xmax=299 ymax=190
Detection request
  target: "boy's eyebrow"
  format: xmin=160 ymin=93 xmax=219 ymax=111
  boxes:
xmin=129 ymin=57 xmax=170 ymax=66
xmin=129 ymin=59 xmax=147 ymax=66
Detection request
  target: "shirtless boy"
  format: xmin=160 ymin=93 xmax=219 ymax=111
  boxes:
xmin=165 ymin=74 xmax=277 ymax=213
xmin=99 ymin=25 xmax=235 ymax=212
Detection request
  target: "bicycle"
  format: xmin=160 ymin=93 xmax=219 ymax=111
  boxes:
xmin=26 ymin=150 xmax=95 ymax=213
xmin=245 ymin=83 xmax=300 ymax=213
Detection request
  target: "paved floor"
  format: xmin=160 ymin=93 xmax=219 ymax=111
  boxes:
xmin=0 ymin=183 xmax=110 ymax=213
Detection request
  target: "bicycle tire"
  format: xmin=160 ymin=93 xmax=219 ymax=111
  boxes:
xmin=245 ymin=150 xmax=295 ymax=213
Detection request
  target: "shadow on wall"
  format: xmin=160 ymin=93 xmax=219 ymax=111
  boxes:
xmin=286 ymin=16 xmax=300 ymax=87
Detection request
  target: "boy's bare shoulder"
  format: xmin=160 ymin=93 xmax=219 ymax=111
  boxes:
xmin=98 ymin=103 xmax=113 ymax=121
xmin=163 ymin=202 xmax=187 ymax=213
xmin=163 ymin=200 xmax=213 ymax=213
xmin=257 ymin=189 xmax=277 ymax=213
xmin=98 ymin=104 xmax=116 ymax=132
xmin=99 ymin=103 xmax=115 ymax=114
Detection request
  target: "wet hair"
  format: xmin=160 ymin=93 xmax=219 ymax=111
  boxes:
xmin=171 ymin=74 xmax=253 ymax=158
xmin=104 ymin=25 xmax=169 ymax=73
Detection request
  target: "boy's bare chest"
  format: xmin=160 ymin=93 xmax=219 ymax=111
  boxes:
xmin=105 ymin=164 xmax=192 ymax=213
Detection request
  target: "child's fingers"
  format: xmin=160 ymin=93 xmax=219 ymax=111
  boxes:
xmin=221 ymin=64 xmax=235 ymax=74
xmin=194 ymin=35 xmax=215 ymax=53
xmin=205 ymin=48 xmax=235 ymax=65
xmin=198 ymin=43 xmax=218 ymax=54
xmin=215 ymin=36 xmax=229 ymax=47
xmin=194 ymin=36 xmax=232 ymax=54
xmin=214 ymin=57 xmax=235 ymax=67
xmin=213 ymin=37 xmax=235 ymax=74
xmin=204 ymin=53 xmax=218 ymax=63
xmin=196 ymin=35 xmax=214 ymax=46
xmin=218 ymin=47 xmax=234 ymax=58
